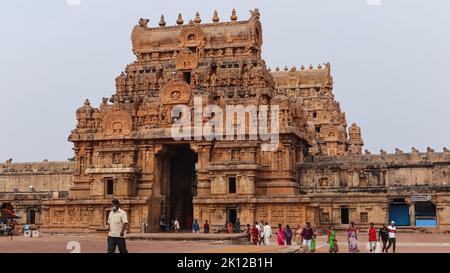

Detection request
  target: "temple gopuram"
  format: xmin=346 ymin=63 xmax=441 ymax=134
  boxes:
xmin=1 ymin=9 xmax=449 ymax=233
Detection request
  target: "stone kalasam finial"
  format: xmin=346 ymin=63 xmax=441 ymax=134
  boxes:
xmin=365 ymin=149 xmax=371 ymax=155
xmin=267 ymin=67 xmax=271 ymax=72
xmin=176 ymin=13 xmax=184 ymax=26
xmin=159 ymin=15 xmax=166 ymax=27
xmin=194 ymin=11 xmax=201 ymax=24
xmin=275 ymin=66 xmax=280 ymax=71
xmin=290 ymin=65 xmax=297 ymax=72
xmin=84 ymin=99 xmax=90 ymax=106
xmin=284 ymin=66 xmax=289 ymax=71
xmin=318 ymin=64 xmax=322 ymax=69
xmin=300 ymin=65 xmax=305 ymax=70
xmin=230 ymin=8 xmax=238 ymax=21
xmin=212 ymin=10 xmax=219 ymax=23
xmin=427 ymin=147 xmax=435 ymax=153
xmin=309 ymin=64 xmax=313 ymax=70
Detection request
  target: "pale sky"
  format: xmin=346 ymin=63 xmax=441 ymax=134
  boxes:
xmin=0 ymin=0 xmax=449 ymax=162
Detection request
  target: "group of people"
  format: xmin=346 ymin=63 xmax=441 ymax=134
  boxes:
xmin=192 ymin=219 xmax=210 ymax=234
xmin=246 ymin=221 xmax=275 ymax=246
xmin=242 ymin=220 xmax=399 ymax=253
xmin=245 ymin=221 xmax=317 ymax=249
xmin=326 ymin=221 xmax=398 ymax=253
xmin=159 ymin=217 xmax=212 ymax=234
xmin=0 ymin=222 xmax=15 ymax=239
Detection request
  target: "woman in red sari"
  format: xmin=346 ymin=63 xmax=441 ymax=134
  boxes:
xmin=251 ymin=223 xmax=260 ymax=245
xmin=277 ymin=224 xmax=285 ymax=245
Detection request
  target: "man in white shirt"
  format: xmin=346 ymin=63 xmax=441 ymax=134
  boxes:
xmin=386 ymin=221 xmax=397 ymax=253
xmin=263 ymin=222 xmax=272 ymax=246
xmin=107 ymin=199 xmax=128 ymax=253
xmin=174 ymin=218 xmax=180 ymax=233
xmin=258 ymin=221 xmax=265 ymax=245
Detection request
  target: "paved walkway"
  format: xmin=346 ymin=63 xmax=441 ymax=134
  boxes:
xmin=1 ymin=232 xmax=449 ymax=253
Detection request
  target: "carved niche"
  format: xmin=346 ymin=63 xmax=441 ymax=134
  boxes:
xmin=160 ymin=81 xmax=191 ymax=105
xmin=103 ymin=107 xmax=133 ymax=136
xmin=178 ymin=24 xmax=206 ymax=48
xmin=175 ymin=49 xmax=199 ymax=70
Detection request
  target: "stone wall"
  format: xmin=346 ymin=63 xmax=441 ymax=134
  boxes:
xmin=0 ymin=161 xmax=74 ymax=192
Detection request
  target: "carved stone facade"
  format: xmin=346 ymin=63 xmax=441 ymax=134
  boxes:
xmin=1 ymin=9 xmax=449 ymax=232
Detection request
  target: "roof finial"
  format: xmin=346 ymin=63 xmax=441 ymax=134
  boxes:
xmin=309 ymin=64 xmax=313 ymax=70
xmin=230 ymin=8 xmax=238 ymax=21
xmin=212 ymin=10 xmax=219 ymax=23
xmin=176 ymin=13 xmax=184 ymax=26
xmin=159 ymin=15 xmax=166 ymax=27
xmin=194 ymin=11 xmax=201 ymax=24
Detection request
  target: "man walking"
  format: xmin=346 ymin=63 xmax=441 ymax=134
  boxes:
xmin=386 ymin=221 xmax=397 ymax=253
xmin=300 ymin=222 xmax=314 ymax=252
xmin=263 ymin=222 xmax=272 ymax=246
xmin=378 ymin=223 xmax=389 ymax=253
xmin=107 ymin=199 xmax=128 ymax=253
xmin=368 ymin=223 xmax=377 ymax=253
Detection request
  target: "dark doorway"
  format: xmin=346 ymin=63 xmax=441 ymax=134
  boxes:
xmin=163 ymin=144 xmax=197 ymax=230
xmin=28 ymin=209 xmax=36 ymax=224
xmin=341 ymin=207 xmax=349 ymax=224
xmin=183 ymin=72 xmax=191 ymax=84
xmin=227 ymin=209 xmax=237 ymax=226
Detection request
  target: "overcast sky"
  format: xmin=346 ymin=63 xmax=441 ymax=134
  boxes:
xmin=0 ymin=0 xmax=449 ymax=162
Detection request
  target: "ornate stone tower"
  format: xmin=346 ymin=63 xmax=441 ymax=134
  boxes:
xmin=44 ymin=9 xmax=313 ymax=232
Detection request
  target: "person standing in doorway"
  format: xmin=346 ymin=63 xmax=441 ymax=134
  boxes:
xmin=173 ymin=218 xmax=180 ymax=233
xmin=386 ymin=221 xmax=397 ymax=253
xmin=368 ymin=223 xmax=377 ymax=253
xmin=227 ymin=222 xmax=234 ymax=233
xmin=235 ymin=218 xmax=241 ymax=233
xmin=192 ymin=219 xmax=200 ymax=234
xmin=107 ymin=199 xmax=128 ymax=253
xmin=263 ymin=222 xmax=272 ymax=246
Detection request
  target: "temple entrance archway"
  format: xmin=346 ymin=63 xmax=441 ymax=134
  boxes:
xmin=157 ymin=144 xmax=197 ymax=231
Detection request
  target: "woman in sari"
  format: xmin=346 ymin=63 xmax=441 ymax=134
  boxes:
xmin=277 ymin=224 xmax=285 ymax=245
xmin=251 ymin=223 xmax=260 ymax=245
xmin=347 ymin=222 xmax=360 ymax=253
xmin=245 ymin=224 xmax=251 ymax=243
xmin=327 ymin=226 xmax=336 ymax=253
xmin=283 ymin=225 xmax=293 ymax=245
